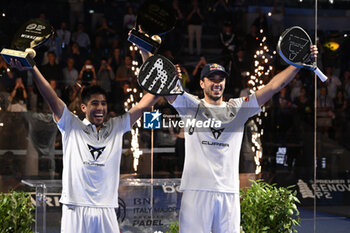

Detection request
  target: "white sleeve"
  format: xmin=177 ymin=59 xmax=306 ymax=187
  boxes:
xmin=113 ymin=112 xmax=131 ymax=134
xmin=228 ymin=93 xmax=261 ymax=120
xmin=55 ymin=105 xmax=75 ymax=134
xmin=171 ymin=92 xmax=200 ymax=117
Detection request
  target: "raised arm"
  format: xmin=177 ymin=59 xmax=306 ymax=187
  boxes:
xmin=11 ymin=60 xmax=65 ymax=121
xmin=255 ymin=45 xmax=318 ymax=107
xmin=255 ymin=65 xmax=300 ymax=107
xmin=139 ymin=48 xmax=152 ymax=63
xmin=31 ymin=65 xmax=65 ymax=120
xmin=128 ymin=45 xmax=160 ymax=127
xmin=129 ymin=92 xmax=160 ymax=127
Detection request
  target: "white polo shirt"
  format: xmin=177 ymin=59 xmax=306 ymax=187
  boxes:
xmin=56 ymin=106 xmax=130 ymax=207
xmin=171 ymin=92 xmax=261 ymax=193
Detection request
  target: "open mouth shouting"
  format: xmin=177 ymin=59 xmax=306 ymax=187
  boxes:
xmin=212 ymin=85 xmax=223 ymax=94
xmin=92 ymin=112 xmax=105 ymax=123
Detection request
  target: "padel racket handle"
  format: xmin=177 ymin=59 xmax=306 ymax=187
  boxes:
xmin=314 ymin=67 xmax=328 ymax=82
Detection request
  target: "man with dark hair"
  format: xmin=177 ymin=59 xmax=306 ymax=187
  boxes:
xmin=11 ymin=47 xmax=158 ymax=232
xmin=80 ymin=85 xmax=107 ymax=105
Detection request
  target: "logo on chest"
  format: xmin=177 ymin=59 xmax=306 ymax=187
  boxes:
xmin=87 ymin=144 xmax=106 ymax=161
xmin=210 ymin=127 xmax=225 ymax=139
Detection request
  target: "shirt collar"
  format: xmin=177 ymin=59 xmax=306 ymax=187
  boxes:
xmin=82 ymin=118 xmax=106 ymax=131
xmin=83 ymin=118 xmax=91 ymax=126
xmin=202 ymin=99 xmax=226 ymax=107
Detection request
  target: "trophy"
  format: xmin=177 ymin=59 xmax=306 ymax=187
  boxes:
xmin=0 ymin=18 xmax=54 ymax=68
xmin=127 ymin=0 xmax=176 ymax=54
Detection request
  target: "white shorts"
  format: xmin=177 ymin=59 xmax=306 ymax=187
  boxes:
xmin=179 ymin=190 xmax=240 ymax=233
xmin=61 ymin=204 xmax=120 ymax=233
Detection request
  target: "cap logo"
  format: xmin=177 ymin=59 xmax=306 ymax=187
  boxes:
xmin=209 ymin=64 xmax=224 ymax=71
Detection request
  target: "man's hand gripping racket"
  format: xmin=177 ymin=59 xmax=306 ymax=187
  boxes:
xmin=277 ymin=26 xmax=327 ymax=82
xmin=137 ymin=54 xmax=184 ymax=95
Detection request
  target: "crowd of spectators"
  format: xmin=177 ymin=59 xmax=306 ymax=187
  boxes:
xmin=0 ymin=1 xmax=237 ymax=115
xmin=0 ymin=0 xmax=350 ymax=175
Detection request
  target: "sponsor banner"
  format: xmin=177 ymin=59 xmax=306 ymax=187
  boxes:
xmin=296 ymin=179 xmax=350 ymax=205
xmin=118 ymin=183 xmax=181 ymax=233
xmin=28 ymin=179 xmax=181 ymax=232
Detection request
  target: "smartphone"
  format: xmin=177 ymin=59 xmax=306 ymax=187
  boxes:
xmin=86 ymin=65 xmax=92 ymax=69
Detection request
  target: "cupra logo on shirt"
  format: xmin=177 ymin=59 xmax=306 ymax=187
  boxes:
xmin=210 ymin=127 xmax=225 ymax=139
xmin=87 ymin=144 xmax=106 ymax=161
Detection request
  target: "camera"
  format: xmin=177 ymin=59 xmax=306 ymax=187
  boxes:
xmin=82 ymin=69 xmax=93 ymax=86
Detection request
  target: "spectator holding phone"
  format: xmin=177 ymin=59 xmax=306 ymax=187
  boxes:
xmin=79 ymin=59 xmax=97 ymax=86
xmin=7 ymin=77 xmax=28 ymax=112
xmin=97 ymin=58 xmax=115 ymax=97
